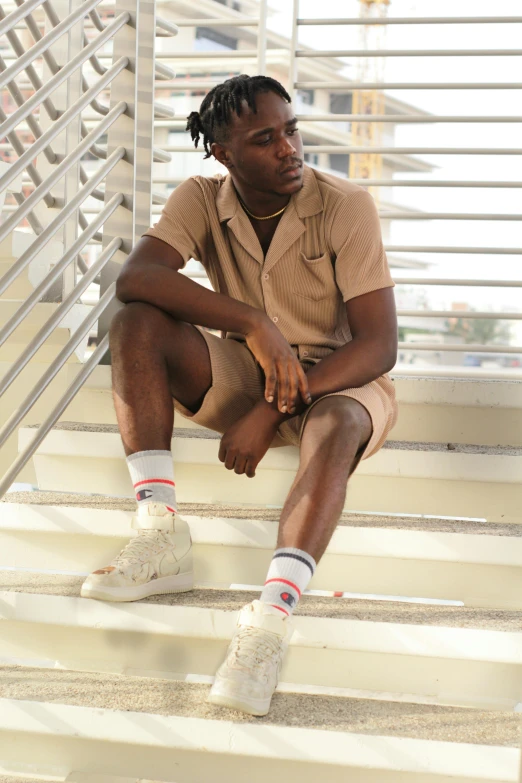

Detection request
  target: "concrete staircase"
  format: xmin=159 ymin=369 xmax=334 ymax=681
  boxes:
xmin=1 ymin=375 xmax=522 ymax=780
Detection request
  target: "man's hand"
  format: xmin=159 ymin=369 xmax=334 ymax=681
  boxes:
xmin=244 ymin=317 xmax=312 ymax=414
xmin=218 ymin=403 xmax=284 ymax=478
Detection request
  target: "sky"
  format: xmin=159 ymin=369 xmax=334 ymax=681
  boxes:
xmin=268 ymin=0 xmax=522 ymax=342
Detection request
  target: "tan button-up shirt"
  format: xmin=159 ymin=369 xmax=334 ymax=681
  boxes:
xmin=144 ymin=164 xmax=395 ymax=367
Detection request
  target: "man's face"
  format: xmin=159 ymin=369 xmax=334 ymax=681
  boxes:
xmin=214 ymin=90 xmax=304 ymax=196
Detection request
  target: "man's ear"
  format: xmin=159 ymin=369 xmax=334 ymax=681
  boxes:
xmin=211 ymin=142 xmax=233 ymax=170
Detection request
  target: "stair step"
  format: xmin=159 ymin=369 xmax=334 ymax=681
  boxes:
xmin=19 ymin=423 xmax=522 ymax=521
xmin=2 ymin=496 xmax=522 ymax=608
xmin=0 ymin=669 xmax=518 ymax=782
xmin=2 ymin=576 xmax=522 ymax=709
xmin=66 ymin=367 xmax=522 ymax=447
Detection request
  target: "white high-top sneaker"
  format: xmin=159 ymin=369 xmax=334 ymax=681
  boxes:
xmin=80 ymin=503 xmax=193 ymax=602
xmin=208 ymin=600 xmax=293 ymax=716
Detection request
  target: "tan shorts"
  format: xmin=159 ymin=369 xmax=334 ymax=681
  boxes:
xmin=173 ymin=329 xmax=398 ymax=461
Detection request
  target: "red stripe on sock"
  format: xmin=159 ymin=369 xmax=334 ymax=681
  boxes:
xmin=166 ymin=506 xmax=176 ymax=514
xmin=264 ymin=577 xmax=301 ymax=597
xmin=133 ymin=478 xmax=176 ymax=488
xmin=271 ymin=604 xmax=289 ymax=616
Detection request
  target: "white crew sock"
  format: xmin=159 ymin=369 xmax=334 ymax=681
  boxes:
xmin=259 ymin=547 xmax=316 ymax=616
xmin=126 ymin=450 xmax=177 ymax=513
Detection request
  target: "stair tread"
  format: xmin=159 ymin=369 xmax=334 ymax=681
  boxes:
xmin=4 ymin=491 xmax=522 ymax=537
xmin=22 ymin=422 xmax=522 ymax=455
xmin=0 ymin=665 xmax=519 ymax=747
xmin=3 ymin=572 xmax=522 ymax=632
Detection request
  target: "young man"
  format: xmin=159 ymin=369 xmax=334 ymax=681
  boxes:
xmin=81 ymin=75 xmax=398 ymax=716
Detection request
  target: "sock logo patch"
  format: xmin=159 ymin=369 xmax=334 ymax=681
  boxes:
xmin=280 ymin=591 xmax=296 ymax=608
xmin=136 ymin=489 xmax=154 ymax=501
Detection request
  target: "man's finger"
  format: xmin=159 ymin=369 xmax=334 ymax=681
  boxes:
xmin=264 ymin=363 xmax=277 ymax=404
xmin=234 ymin=456 xmax=247 ymax=475
xmin=296 ymin=363 xmax=312 ymax=405
xmin=276 ymin=361 xmax=290 ymax=413
xmin=287 ymin=361 xmax=299 ymax=414
xmin=218 ymin=439 xmax=226 ymax=463
xmin=245 ymin=459 xmax=256 ymax=479
xmin=224 ymin=451 xmax=236 ymax=471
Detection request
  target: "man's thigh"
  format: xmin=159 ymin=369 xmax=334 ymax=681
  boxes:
xmin=172 ymin=330 xmax=266 ymax=435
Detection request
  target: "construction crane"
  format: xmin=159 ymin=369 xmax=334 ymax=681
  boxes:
xmin=349 ymin=0 xmax=390 ymax=200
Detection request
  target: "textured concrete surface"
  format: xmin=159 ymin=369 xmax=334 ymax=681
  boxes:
xmin=1 ymin=571 xmax=521 ymax=631
xmin=25 ymin=421 xmax=522 ymax=454
xmin=4 ymin=491 xmax=522 ymax=536
xmin=1 ymin=665 xmax=520 ymax=746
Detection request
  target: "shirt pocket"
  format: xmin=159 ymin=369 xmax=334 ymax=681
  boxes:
xmin=293 ymin=251 xmax=338 ymax=302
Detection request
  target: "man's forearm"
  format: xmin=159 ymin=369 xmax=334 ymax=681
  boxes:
xmin=257 ymin=336 xmax=395 ymax=426
xmin=117 ymin=263 xmax=265 ymax=336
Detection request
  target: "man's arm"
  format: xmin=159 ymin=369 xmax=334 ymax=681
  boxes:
xmin=252 ymin=286 xmax=398 ymax=427
xmin=117 ymin=235 xmax=265 ymax=336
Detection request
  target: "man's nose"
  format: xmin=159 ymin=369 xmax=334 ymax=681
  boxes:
xmin=276 ymin=136 xmax=297 ymax=158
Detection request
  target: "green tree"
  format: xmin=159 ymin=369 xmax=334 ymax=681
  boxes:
xmin=445 ymin=311 xmax=512 ymax=345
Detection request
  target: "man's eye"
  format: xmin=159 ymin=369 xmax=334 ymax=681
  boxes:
xmin=258 ymin=138 xmax=271 ymax=145
xmin=289 ymin=128 xmax=299 ymax=135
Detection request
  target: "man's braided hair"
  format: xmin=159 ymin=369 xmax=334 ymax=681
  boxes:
xmin=186 ymin=74 xmax=291 ymax=159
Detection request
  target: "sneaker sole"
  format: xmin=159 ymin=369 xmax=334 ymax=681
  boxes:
xmin=207 ymin=687 xmax=271 ymax=717
xmin=80 ymin=571 xmax=194 ymax=602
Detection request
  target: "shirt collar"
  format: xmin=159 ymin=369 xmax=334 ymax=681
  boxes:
xmin=216 ymin=163 xmax=323 ymax=223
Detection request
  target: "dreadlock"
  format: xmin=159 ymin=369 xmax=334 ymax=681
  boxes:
xmin=186 ymin=75 xmax=291 ymax=159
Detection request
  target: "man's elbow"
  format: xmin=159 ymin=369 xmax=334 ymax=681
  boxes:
xmin=381 ymin=339 xmax=398 ymax=374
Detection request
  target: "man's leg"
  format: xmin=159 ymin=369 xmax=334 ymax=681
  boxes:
xmin=209 ymin=396 xmax=372 ymax=715
xmin=81 ymin=301 xmax=214 ymax=601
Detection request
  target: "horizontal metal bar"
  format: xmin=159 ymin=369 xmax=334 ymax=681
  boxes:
xmin=153 ymin=147 xmax=172 ymax=163
xmin=297 ymin=114 xmax=522 ymax=123
xmin=0 ymin=0 xmax=44 ymax=38
xmin=0 ymin=101 xmax=127 ymax=246
xmin=397 ymin=342 xmax=522 ymax=354
xmin=344 ymin=179 xmax=522 ymax=188
xmin=0 ymin=280 xmax=113 ymax=467
xmin=295 ymin=81 xmax=522 ymax=90
xmin=156 ymin=80 xmax=234 ymax=90
xmin=385 ymin=245 xmax=522 ymax=255
xmin=393 ymin=278 xmax=522 ymax=287
xmin=296 ymin=49 xmax=522 ymax=57
xmin=297 ymin=16 xmax=522 ymax=26
xmin=155 ymin=17 xmax=178 ymax=35
xmin=0 ymin=56 xmax=128 ymax=193
xmin=380 ymin=212 xmax=522 ymax=221
xmin=173 ymin=17 xmax=258 ymax=27
xmin=154 ymin=101 xmax=175 ymax=120
xmin=154 ymin=49 xmax=260 ymax=59
xmin=0 ymin=146 xmax=125 ymax=297
xmin=0 ymin=14 xmax=130 ymax=141
xmin=397 ymin=310 xmax=522 ymax=320
xmin=0 ymin=0 xmax=104 ymax=89
xmin=158 ymin=144 xmax=522 ymax=156
xmin=0 ymin=238 xmax=121 ymax=399
xmin=0 ymin=194 xmax=123 ymax=349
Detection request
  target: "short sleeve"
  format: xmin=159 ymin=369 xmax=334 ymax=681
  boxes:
xmin=142 ymin=177 xmax=210 ymax=268
xmin=331 ymin=189 xmax=394 ymax=303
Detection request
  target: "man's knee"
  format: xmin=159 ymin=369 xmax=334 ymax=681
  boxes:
xmin=109 ymin=302 xmax=173 ymax=352
xmin=305 ymin=396 xmax=372 ymax=451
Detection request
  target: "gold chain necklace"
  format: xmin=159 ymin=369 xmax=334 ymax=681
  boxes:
xmin=238 ymin=196 xmax=288 ymax=221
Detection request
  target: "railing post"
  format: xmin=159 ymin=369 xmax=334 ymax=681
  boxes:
xmin=288 ymin=0 xmax=299 ymax=102
xmin=35 ymin=0 xmax=84 ymax=302
xmin=97 ymin=0 xmax=156 ymax=357
xmin=257 ymin=0 xmax=268 ymax=74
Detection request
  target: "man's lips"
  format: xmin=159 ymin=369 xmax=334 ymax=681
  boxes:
xmin=280 ymin=163 xmax=302 ymax=176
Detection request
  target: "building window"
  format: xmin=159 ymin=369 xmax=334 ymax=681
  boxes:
xmin=329 ymin=93 xmax=352 ymax=115
xmin=195 ymin=27 xmax=238 ymax=52
xmin=329 ymin=153 xmax=350 ymax=176
xmin=304 ymin=152 xmax=319 ymax=166
xmin=297 ymin=89 xmax=315 ymax=106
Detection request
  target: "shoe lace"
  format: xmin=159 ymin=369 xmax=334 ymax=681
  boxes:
xmin=113 ymin=530 xmax=168 ymax=567
xmin=230 ymin=626 xmax=283 ymax=676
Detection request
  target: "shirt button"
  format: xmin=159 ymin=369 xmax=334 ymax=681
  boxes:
xmin=302 ymin=350 xmax=309 ymax=357
xmin=272 ymin=316 xmax=279 ymax=323
xmin=263 ymin=273 xmax=269 ymax=280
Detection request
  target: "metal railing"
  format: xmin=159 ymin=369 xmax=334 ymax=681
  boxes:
xmin=0 ymin=0 xmax=178 ymax=496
